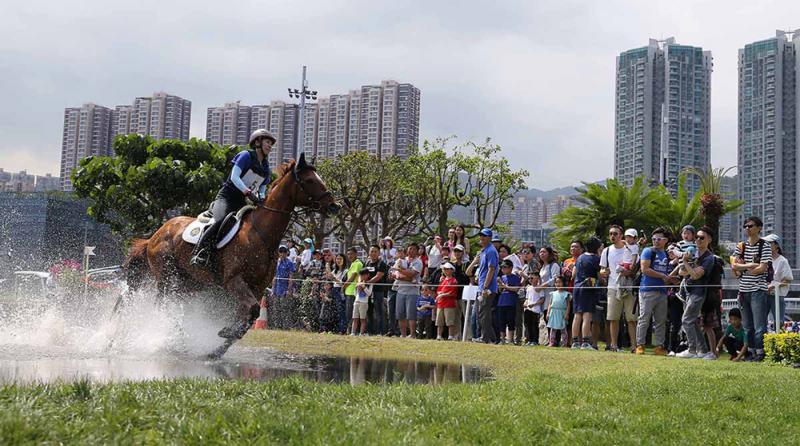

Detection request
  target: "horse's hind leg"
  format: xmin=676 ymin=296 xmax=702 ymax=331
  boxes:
xmin=208 ymin=275 xmax=260 ymax=359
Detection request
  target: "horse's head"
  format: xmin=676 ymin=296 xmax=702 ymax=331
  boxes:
xmin=291 ymin=153 xmax=340 ymax=215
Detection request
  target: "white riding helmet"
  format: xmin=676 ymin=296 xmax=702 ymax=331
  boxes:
xmin=249 ymin=129 xmax=277 ymax=147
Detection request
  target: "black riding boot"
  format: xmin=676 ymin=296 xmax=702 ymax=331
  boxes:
xmin=190 ymin=226 xmax=217 ymax=266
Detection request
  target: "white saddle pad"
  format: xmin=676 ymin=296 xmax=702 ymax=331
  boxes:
xmin=181 ymin=206 xmax=255 ymax=249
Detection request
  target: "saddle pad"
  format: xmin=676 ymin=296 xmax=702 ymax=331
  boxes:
xmin=181 ymin=205 xmax=256 ymax=249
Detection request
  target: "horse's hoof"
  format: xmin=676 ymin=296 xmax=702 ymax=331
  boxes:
xmin=217 ymin=321 xmax=249 ymax=340
xmin=207 ymin=339 xmax=235 ymax=360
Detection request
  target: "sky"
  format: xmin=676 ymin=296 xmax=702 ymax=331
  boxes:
xmin=1 ymin=0 xmax=799 ymax=189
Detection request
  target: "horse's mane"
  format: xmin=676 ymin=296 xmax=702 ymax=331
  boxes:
xmin=273 ymin=160 xmax=297 ymax=180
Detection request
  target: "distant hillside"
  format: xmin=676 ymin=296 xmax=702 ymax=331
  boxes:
xmin=519 ymin=179 xmax=604 ymax=199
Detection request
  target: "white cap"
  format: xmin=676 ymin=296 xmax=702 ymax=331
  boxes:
xmin=441 ymin=262 xmax=455 ymax=270
xmin=624 ymin=228 xmax=638 ymax=238
xmin=763 ymin=234 xmax=781 ymax=245
xmin=453 ymin=244 xmax=465 ymax=251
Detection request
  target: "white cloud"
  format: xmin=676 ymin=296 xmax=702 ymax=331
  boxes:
xmin=1 ymin=0 xmax=799 ymax=188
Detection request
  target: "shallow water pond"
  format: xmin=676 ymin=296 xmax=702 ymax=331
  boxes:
xmin=0 ymin=346 xmax=490 ymax=385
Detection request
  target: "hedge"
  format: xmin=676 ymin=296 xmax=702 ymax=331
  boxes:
xmin=764 ymin=333 xmax=800 ymax=365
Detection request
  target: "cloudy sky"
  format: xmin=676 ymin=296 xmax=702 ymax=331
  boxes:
xmin=2 ymin=0 xmax=798 ymax=189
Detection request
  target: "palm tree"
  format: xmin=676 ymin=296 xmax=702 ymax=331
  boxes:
xmin=685 ymin=166 xmax=743 ymax=252
xmin=656 ymin=173 xmax=704 ymax=240
xmin=550 ymin=176 xmax=664 ymax=255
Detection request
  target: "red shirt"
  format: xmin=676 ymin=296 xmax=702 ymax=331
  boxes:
xmin=436 ymin=276 xmax=458 ymax=309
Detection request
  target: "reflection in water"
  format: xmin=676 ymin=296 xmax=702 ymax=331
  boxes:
xmin=0 ymin=348 xmax=490 ymax=385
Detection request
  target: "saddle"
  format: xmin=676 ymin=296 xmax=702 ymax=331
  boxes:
xmin=182 ymin=205 xmax=256 ymax=248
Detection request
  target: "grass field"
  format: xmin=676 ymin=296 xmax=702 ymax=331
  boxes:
xmin=1 ymin=330 xmax=797 ymax=445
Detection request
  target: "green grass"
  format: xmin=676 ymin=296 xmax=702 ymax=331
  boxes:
xmin=1 ymin=330 xmax=797 ymax=445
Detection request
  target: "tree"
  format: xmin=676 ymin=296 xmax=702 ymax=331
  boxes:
xmin=686 ymin=166 xmax=743 ymax=252
xmin=72 ymin=135 xmax=238 ymax=237
xmin=459 ymin=139 xmax=529 ymax=232
xmin=550 ymin=177 xmax=665 ymax=255
xmin=655 ymin=173 xmax=703 ymax=239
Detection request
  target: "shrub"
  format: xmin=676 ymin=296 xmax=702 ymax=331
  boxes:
xmin=764 ymin=333 xmax=800 ymax=365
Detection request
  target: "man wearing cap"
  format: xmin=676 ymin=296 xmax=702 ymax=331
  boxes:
xmin=468 ymin=228 xmax=499 ymax=343
xmin=271 ymin=245 xmax=296 ymax=329
xmin=436 ymin=263 xmax=459 ymax=340
xmin=599 ymin=225 xmax=637 ymax=352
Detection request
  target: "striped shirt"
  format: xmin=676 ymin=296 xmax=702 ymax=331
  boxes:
xmin=734 ymin=239 xmax=772 ymax=292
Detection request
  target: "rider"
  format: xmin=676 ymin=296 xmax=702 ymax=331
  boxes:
xmin=191 ymin=129 xmax=276 ymax=266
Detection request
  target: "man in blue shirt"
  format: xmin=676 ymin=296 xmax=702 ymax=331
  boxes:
xmin=191 ymin=129 xmax=275 ymax=266
xmin=468 ymin=228 xmax=499 ymax=344
xmin=636 ymin=227 xmax=678 ymax=355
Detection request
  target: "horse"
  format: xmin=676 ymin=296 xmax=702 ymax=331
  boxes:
xmin=122 ymin=153 xmax=339 ymax=358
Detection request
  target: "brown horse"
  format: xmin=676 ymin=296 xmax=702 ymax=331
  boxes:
xmin=123 ymin=153 xmax=338 ymax=357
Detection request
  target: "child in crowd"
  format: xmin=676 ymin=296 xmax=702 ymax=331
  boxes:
xmin=523 ymin=272 xmax=544 ymax=345
xmin=497 ymin=260 xmax=523 ymax=344
xmin=622 ymin=229 xmax=640 ymax=272
xmin=351 ymin=269 xmax=372 ymax=336
xmin=435 ymin=263 xmax=459 ymax=340
xmin=318 ymin=282 xmax=338 ymax=333
xmin=546 ymin=276 xmax=572 ymax=347
xmin=716 ymin=308 xmax=749 ymax=361
xmin=416 ymin=285 xmax=436 ymax=339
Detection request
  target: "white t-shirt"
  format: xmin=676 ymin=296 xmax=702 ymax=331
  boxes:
xmin=771 ymin=254 xmax=794 ymax=297
xmin=288 ymin=247 xmax=298 ymax=262
xmin=427 ymin=245 xmax=443 ymax=269
xmin=300 ymin=249 xmax=312 ymax=268
xmin=600 ymin=244 xmax=627 ymax=289
xmin=623 ymin=243 xmax=639 ymax=265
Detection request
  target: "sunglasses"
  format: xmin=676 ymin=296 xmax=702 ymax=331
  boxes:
xmin=652 ymin=236 xmax=667 ymax=241
xmin=696 ymin=236 xmax=706 ymax=240
xmin=743 ymin=224 xmax=755 ymax=229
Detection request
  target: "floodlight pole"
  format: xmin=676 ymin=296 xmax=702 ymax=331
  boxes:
xmin=288 ymin=66 xmax=316 ymax=161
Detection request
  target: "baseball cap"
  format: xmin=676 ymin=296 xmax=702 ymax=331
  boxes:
xmin=624 ymin=228 xmax=638 ymax=238
xmin=479 ymin=228 xmax=493 ymax=238
xmin=491 ymin=234 xmax=502 ymax=242
xmin=441 ymin=262 xmax=455 ymax=270
xmin=501 ymin=259 xmax=514 ymax=268
xmin=278 ymin=245 xmax=288 ymax=252
xmin=303 ymin=238 xmax=313 ymax=244
xmin=453 ymin=244 xmax=465 ymax=251
xmin=763 ymin=234 xmax=781 ymax=245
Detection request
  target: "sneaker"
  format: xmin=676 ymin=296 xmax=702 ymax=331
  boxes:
xmin=604 ymin=344 xmax=613 ymax=351
xmin=675 ymin=350 xmax=697 ymax=359
xmin=580 ymin=342 xmax=595 ymax=350
xmin=635 ymin=345 xmax=646 ymax=355
xmin=448 ymin=336 xmax=456 ymax=341
xmin=349 ymin=332 xmax=356 ymax=337
xmin=667 ymin=351 xmax=676 ymax=357
xmin=701 ymin=352 xmax=717 ymax=360
xmin=436 ymin=336 xmax=444 ymax=341
xmin=653 ymin=346 xmax=667 ymax=356
xmin=571 ymin=342 xmax=580 ymax=349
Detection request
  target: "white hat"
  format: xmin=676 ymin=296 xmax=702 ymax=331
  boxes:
xmin=441 ymin=262 xmax=455 ymax=270
xmin=453 ymin=244 xmax=465 ymax=251
xmin=624 ymin=228 xmax=638 ymax=238
xmin=763 ymin=234 xmax=781 ymax=245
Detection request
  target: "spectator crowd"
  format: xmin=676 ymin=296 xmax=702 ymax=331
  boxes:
xmin=266 ymin=216 xmax=795 ymax=362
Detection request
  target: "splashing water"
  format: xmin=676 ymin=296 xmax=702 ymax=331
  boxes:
xmin=0 ymin=286 xmax=237 ymax=360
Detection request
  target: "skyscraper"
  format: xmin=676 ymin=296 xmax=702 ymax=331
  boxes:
xmin=60 ymin=103 xmax=113 ymax=191
xmin=614 ymin=38 xmax=712 ymax=194
xmin=130 ymin=92 xmax=191 ymax=141
xmin=206 ymin=79 xmax=420 ymax=161
xmin=206 ymin=101 xmax=252 ymax=146
xmin=738 ymin=30 xmax=800 ymax=264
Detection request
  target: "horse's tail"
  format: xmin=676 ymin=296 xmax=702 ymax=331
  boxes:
xmin=124 ymin=238 xmax=150 ymax=290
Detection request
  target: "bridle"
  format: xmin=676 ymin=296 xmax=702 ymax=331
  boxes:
xmin=256 ymin=166 xmax=333 ymax=215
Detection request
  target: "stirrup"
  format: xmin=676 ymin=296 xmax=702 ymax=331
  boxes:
xmin=191 ymin=249 xmax=210 ymax=266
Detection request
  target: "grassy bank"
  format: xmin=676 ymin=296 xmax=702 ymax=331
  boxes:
xmin=1 ymin=330 xmax=797 ymax=445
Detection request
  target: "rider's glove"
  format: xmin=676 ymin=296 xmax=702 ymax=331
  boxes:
xmin=246 ymin=190 xmax=263 ymax=204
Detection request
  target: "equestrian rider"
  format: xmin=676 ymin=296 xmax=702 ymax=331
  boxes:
xmin=191 ymin=129 xmax=276 ymax=266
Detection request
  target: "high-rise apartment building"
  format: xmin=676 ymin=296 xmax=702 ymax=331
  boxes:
xmin=130 ymin=92 xmax=191 ymax=141
xmin=59 ymin=92 xmax=191 ymax=192
xmin=206 ymin=80 xmax=420 ymax=162
xmin=206 ymin=101 xmax=252 ymax=146
xmin=614 ymin=38 xmax=712 ymax=194
xmin=738 ymin=30 xmax=800 ymax=264
xmin=60 ymin=103 xmax=113 ymax=191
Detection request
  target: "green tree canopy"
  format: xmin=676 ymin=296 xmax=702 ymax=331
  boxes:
xmin=72 ymin=135 xmax=238 ymax=237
